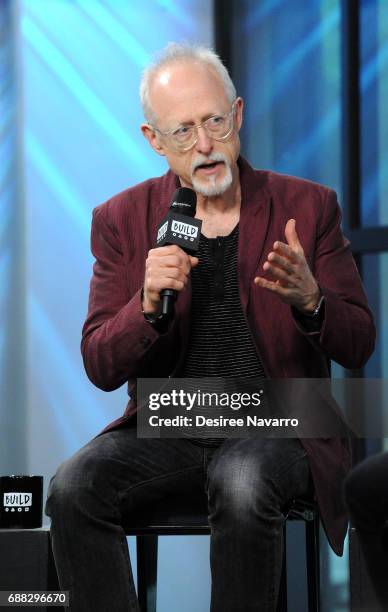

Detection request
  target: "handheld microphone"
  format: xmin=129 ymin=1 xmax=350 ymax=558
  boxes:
xmin=156 ymin=187 xmax=202 ymax=318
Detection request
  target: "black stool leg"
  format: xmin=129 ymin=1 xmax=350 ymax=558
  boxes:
xmin=136 ymin=535 xmax=158 ymax=612
xmin=306 ymin=517 xmax=320 ymax=612
xmin=276 ymin=524 xmax=288 ymax=612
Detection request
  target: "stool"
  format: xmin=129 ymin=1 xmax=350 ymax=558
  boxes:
xmin=124 ymin=496 xmax=320 ymax=612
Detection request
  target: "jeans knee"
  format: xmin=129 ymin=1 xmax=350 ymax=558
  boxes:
xmin=46 ymin=463 xmax=74 ymax=518
xmin=45 ymin=451 xmax=99 ymax=520
xmin=208 ymin=457 xmax=273 ymax=521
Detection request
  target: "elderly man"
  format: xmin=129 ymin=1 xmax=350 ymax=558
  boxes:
xmin=46 ymin=44 xmax=375 ymax=611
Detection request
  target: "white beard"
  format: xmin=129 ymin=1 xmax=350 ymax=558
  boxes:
xmin=191 ymin=153 xmax=233 ymax=197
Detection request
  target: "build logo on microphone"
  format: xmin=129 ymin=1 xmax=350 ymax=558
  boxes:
xmin=3 ymin=492 xmax=32 ymax=513
xmin=171 ymin=219 xmax=198 ymax=241
xmin=157 ymin=221 xmax=168 ymax=242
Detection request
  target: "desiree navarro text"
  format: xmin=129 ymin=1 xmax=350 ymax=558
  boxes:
xmin=148 ymin=415 xmax=299 ymax=428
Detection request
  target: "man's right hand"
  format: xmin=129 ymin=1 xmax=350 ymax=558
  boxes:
xmin=142 ymin=245 xmax=199 ymax=314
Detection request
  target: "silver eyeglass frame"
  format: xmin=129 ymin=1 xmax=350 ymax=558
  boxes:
xmin=150 ymin=98 xmax=239 ymax=152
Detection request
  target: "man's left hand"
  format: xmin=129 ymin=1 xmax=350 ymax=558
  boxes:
xmin=254 ymin=219 xmax=320 ymax=314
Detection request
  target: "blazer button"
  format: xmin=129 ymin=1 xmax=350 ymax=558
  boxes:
xmin=142 ymin=336 xmax=151 ymax=348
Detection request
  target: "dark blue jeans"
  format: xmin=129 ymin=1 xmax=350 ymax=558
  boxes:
xmin=45 ymin=429 xmax=311 ymax=612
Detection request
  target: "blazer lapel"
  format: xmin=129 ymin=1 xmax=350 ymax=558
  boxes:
xmin=238 ymin=158 xmax=272 ymax=313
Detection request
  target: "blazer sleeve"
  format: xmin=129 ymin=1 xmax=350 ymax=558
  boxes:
xmin=81 ymin=205 xmax=177 ymax=391
xmin=294 ymin=188 xmax=376 ymax=368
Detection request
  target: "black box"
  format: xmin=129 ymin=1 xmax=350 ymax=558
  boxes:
xmin=0 ymin=528 xmax=60 ymax=610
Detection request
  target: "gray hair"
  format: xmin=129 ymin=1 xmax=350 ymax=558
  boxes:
xmin=139 ymin=42 xmax=236 ymax=125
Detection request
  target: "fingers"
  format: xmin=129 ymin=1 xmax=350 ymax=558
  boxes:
xmin=145 ymin=275 xmax=186 ymax=294
xmin=146 ymin=254 xmax=191 ymax=275
xmin=254 ymin=275 xmax=292 ymax=297
xmin=255 ymin=219 xmax=319 ymax=310
xmin=262 ymin=219 xmax=305 ymax=282
xmin=270 ymin=220 xmax=304 ymax=261
xmin=284 ymin=218 xmax=303 ymax=252
xmin=147 ymin=246 xmax=197 ymax=273
xmin=271 ymin=241 xmax=300 ymax=263
xmin=148 ymin=246 xmax=198 ymax=269
xmin=143 ymin=245 xmax=198 ymax=310
xmin=263 ymin=261 xmax=297 ymax=286
xmin=149 ymin=244 xmax=190 ymax=258
xmin=264 ymin=251 xmax=295 ymax=275
xmin=255 ymin=219 xmax=310 ymax=306
xmin=143 ymin=270 xmax=186 ymax=312
xmin=146 ymin=258 xmax=191 ymax=287
xmin=263 ymin=248 xmax=307 ymax=289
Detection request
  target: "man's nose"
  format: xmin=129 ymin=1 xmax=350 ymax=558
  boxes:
xmin=195 ymin=125 xmax=213 ymax=154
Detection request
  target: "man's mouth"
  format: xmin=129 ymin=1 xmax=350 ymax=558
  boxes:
xmin=195 ymin=160 xmax=224 ymax=171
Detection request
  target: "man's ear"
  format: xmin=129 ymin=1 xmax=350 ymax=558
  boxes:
xmin=141 ymin=123 xmax=166 ymax=156
xmin=235 ymin=97 xmax=244 ymax=132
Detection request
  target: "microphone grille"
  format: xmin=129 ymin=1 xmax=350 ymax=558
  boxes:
xmin=171 ymin=188 xmax=197 ymax=216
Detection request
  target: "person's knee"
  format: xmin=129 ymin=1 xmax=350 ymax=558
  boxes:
xmin=208 ymin=454 xmax=272 ymax=520
xmin=207 ymin=440 xmax=309 ymax=524
xmin=46 ymin=449 xmax=102 ymax=519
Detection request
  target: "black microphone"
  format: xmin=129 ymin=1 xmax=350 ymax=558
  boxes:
xmin=156 ymin=187 xmax=202 ymax=318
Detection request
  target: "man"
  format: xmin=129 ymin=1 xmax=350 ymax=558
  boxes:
xmin=345 ymin=452 xmax=388 ymax=610
xmin=46 ymin=43 xmax=375 ymax=611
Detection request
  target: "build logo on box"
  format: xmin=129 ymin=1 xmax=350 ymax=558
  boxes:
xmin=3 ymin=492 xmax=32 ymax=512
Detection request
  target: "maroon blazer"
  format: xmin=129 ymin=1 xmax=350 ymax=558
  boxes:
xmin=81 ymin=157 xmax=375 ymax=555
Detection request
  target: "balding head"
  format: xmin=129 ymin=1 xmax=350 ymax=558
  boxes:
xmin=140 ymin=43 xmax=236 ymax=125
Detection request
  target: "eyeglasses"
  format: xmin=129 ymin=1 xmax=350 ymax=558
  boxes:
xmin=151 ymin=99 xmax=238 ymax=152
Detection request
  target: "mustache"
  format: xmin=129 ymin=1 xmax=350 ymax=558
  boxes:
xmin=191 ymin=153 xmax=228 ymax=174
